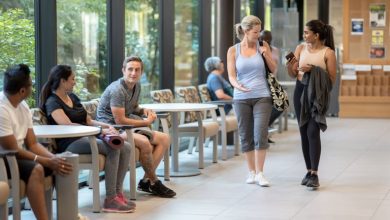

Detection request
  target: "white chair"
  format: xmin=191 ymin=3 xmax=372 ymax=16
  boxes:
xmin=151 ymin=88 xmax=220 ymax=168
xmin=31 ymin=107 xmax=104 ymax=213
xmin=198 ymin=84 xmax=240 ymax=160
xmin=0 ymin=150 xmax=11 ymax=220
xmin=3 ymin=149 xmax=53 ymax=220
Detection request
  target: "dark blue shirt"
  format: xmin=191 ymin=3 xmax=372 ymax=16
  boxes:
xmin=206 ymin=73 xmax=233 ymax=114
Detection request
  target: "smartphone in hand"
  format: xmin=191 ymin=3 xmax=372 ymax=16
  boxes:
xmin=285 ymin=52 xmax=295 ymax=61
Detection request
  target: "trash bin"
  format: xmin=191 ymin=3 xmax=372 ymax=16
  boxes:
xmin=55 ymin=152 xmax=79 ymax=220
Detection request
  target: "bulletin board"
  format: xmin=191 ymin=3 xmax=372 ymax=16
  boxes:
xmin=343 ymin=0 xmax=390 ymax=64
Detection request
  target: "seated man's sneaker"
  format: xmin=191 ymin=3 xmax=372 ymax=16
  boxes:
xmin=306 ymin=173 xmax=320 ymax=188
xmin=137 ymin=179 xmax=152 ymax=193
xmin=102 ymin=196 xmax=135 ymax=213
xmin=246 ymin=171 xmax=256 ymax=184
xmin=150 ymin=180 xmax=176 ymax=198
xmin=301 ymin=172 xmax=311 ymax=186
xmin=256 ymin=172 xmax=270 ymax=187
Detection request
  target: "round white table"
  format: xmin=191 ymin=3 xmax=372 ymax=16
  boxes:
xmin=33 ymin=125 xmax=101 ymax=216
xmin=33 ymin=125 xmax=100 ymax=138
xmin=141 ymin=103 xmax=218 ymax=177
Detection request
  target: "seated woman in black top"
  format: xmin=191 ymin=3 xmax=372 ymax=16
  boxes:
xmin=39 ymin=65 xmax=135 ymax=213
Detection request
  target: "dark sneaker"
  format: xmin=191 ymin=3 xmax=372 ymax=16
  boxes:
xmin=102 ymin=196 xmax=135 ymax=213
xmin=117 ymin=192 xmax=136 ymax=210
xmin=138 ymin=179 xmax=152 ymax=193
xmin=301 ymin=172 xmax=311 ymax=186
xmin=268 ymin=138 xmax=275 ymax=143
xmin=150 ymin=180 xmax=176 ymax=198
xmin=306 ymin=173 xmax=320 ymax=188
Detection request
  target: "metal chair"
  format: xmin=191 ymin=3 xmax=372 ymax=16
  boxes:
xmin=2 ymin=148 xmax=53 ymax=220
xmin=198 ymin=84 xmax=240 ymax=160
xmin=151 ymin=88 xmax=220 ymax=168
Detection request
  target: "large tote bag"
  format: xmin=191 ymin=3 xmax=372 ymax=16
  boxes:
xmin=260 ymin=44 xmax=289 ymax=111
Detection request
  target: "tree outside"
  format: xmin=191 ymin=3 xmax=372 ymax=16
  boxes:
xmin=0 ymin=0 xmax=35 ymax=106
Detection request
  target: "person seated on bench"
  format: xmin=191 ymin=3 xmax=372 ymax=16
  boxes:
xmin=0 ymin=64 xmax=72 ymax=220
xmin=39 ymin=65 xmax=135 ymax=213
xmin=96 ymin=56 xmax=176 ymax=198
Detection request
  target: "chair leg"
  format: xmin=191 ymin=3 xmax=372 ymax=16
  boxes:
xmin=221 ymin=129 xmax=227 ymax=161
xmin=204 ymin=137 xmax=211 ymax=148
xmin=91 ymin=167 xmax=100 ymax=212
xmin=7 ymin=155 xmax=21 ymax=220
xmin=160 ymin=118 xmax=170 ymax=181
xmin=88 ymin=136 xmax=101 ymax=213
xmin=212 ymin=135 xmax=218 ymax=163
xmin=187 ymin=137 xmax=195 ymax=154
xmin=194 ymin=138 xmax=199 ymax=152
xmin=198 ymin=136 xmax=204 ymax=169
xmin=87 ymin=171 xmax=93 ymax=189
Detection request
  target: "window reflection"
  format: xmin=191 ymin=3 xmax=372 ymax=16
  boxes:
xmin=125 ymin=0 xmax=160 ymax=104
xmin=175 ymin=0 xmax=199 ymax=87
xmin=57 ymin=0 xmax=107 ymax=101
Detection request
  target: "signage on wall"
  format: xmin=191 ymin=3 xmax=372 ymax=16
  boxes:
xmin=351 ymin=18 xmax=364 ymax=35
xmin=371 ymin=30 xmax=384 ymax=46
xmin=370 ymin=47 xmax=385 ymax=59
xmin=369 ymin=4 xmax=386 ymax=28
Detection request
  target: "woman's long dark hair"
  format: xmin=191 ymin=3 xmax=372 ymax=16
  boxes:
xmin=306 ymin=19 xmax=335 ymax=50
xmin=39 ymin=65 xmax=73 ymax=112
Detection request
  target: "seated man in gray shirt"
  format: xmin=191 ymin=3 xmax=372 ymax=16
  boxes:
xmin=96 ymin=56 xmax=176 ymax=198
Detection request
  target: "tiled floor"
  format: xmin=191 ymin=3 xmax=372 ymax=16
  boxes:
xmin=16 ymin=117 xmax=390 ymax=220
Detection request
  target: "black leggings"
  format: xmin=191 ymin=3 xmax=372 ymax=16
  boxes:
xmin=294 ymin=80 xmax=321 ymax=171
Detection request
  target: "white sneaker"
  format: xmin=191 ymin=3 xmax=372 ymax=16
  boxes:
xmin=246 ymin=171 xmax=256 ymax=184
xmin=256 ymin=172 xmax=270 ymax=187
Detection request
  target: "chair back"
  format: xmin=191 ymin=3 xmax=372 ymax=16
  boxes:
xmin=31 ymin=108 xmax=57 ymax=153
xmin=150 ymin=89 xmax=174 ymax=128
xmin=150 ymin=89 xmax=174 ymax=103
xmin=81 ymin=99 xmax=100 ymax=120
xmin=175 ymin=86 xmax=203 ymax=123
xmin=197 ymin=84 xmax=212 ymax=103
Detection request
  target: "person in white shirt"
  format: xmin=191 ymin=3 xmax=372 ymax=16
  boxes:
xmin=0 ymin=64 xmax=72 ymax=220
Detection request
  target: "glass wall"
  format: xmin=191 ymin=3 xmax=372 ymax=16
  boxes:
xmin=57 ymin=0 xmax=107 ymax=100
xmin=240 ymin=0 xmax=253 ymax=18
xmin=0 ymin=0 xmax=35 ymax=106
xmin=174 ymin=0 xmax=199 ymax=87
xmin=125 ymin=0 xmax=160 ymax=104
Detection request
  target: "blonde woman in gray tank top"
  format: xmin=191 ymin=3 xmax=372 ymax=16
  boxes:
xmin=227 ymin=15 xmax=277 ymax=187
xmin=286 ymin=20 xmax=336 ymax=189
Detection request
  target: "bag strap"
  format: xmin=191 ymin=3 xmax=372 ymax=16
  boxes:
xmin=259 ymin=40 xmax=271 ymax=75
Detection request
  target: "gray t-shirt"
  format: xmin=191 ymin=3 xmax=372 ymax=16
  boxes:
xmin=96 ymin=78 xmax=143 ymax=124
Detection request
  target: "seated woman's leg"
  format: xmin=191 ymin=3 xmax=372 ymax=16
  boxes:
xmin=65 ymin=137 xmax=133 ymax=212
xmin=115 ymin=141 xmax=131 ymax=195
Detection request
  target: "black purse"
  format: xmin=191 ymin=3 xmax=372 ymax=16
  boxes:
xmin=260 ymin=41 xmax=290 ymax=111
